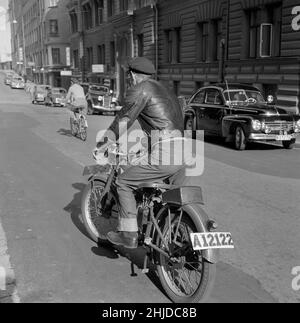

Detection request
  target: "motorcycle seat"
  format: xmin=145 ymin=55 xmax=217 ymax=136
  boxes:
xmin=137 ymin=183 xmax=179 ymax=190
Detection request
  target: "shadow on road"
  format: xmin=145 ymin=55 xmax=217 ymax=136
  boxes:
xmin=57 ymin=128 xmax=73 ymax=137
xmin=65 ymin=182 xmax=169 ymax=300
xmin=64 ymin=183 xmax=90 ymax=240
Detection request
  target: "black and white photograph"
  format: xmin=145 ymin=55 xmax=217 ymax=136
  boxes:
xmin=0 ymin=0 xmax=300 ymax=308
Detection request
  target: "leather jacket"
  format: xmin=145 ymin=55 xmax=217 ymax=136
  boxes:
xmin=108 ymin=78 xmax=184 ymax=143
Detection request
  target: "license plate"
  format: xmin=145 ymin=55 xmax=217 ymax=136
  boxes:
xmin=276 ymin=135 xmax=292 ymax=141
xmin=190 ymin=232 xmax=234 ymax=251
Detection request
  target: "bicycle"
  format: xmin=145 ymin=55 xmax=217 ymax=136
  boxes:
xmin=69 ymin=106 xmax=88 ymax=141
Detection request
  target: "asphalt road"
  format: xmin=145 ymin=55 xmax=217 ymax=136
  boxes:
xmin=0 ymin=73 xmax=299 ymax=303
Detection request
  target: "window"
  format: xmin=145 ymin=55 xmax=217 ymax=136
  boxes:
xmin=49 ymin=20 xmax=58 ymax=36
xmin=173 ymin=81 xmax=180 ymax=96
xmin=137 ymin=34 xmax=144 ymax=56
xmin=94 ymin=0 xmax=104 ymax=26
xmin=97 ymin=44 xmax=105 ymax=64
xmin=165 ymin=29 xmax=173 ymax=63
xmin=52 ymin=48 xmax=60 ymax=65
xmin=108 ymin=0 xmax=115 ymax=17
xmin=110 ymin=41 xmax=116 ymax=67
xmin=213 ymin=19 xmax=222 ymax=61
xmin=73 ymin=50 xmax=79 ymax=68
xmin=83 ymin=3 xmax=93 ymax=30
xmin=197 ymin=22 xmax=209 ymax=62
xmin=86 ymin=47 xmax=93 ymax=70
xmin=205 ymin=89 xmax=221 ymax=105
xmin=119 ymin=0 xmax=128 ymax=11
xmin=69 ymin=10 xmax=78 ymax=33
xmin=245 ymin=3 xmax=282 ymax=58
xmin=192 ymin=90 xmax=205 ymax=104
xmin=175 ymin=27 xmax=181 ymax=63
xmin=248 ymin=9 xmax=260 ymax=58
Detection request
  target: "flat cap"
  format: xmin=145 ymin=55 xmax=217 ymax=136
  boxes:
xmin=127 ymin=57 xmax=156 ymax=75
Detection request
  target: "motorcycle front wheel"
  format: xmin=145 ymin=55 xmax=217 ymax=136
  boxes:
xmin=81 ymin=179 xmax=119 ymax=243
xmin=156 ymin=207 xmax=216 ymax=303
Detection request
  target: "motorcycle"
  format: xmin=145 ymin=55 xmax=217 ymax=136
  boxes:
xmin=81 ymin=144 xmax=234 ymax=303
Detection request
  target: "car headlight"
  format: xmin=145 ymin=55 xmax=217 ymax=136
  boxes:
xmin=252 ymin=120 xmax=262 ymax=131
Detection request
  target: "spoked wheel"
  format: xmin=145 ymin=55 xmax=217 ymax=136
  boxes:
xmin=156 ymin=210 xmax=216 ymax=303
xmin=70 ymin=118 xmax=78 ymax=136
xmin=79 ymin=117 xmax=87 ymax=141
xmin=81 ymin=180 xmax=119 ymax=243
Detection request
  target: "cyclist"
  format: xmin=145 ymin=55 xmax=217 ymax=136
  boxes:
xmin=66 ymin=77 xmax=88 ymax=122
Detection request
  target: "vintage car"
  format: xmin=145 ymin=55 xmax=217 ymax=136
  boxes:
xmin=45 ymin=87 xmax=67 ymax=107
xmin=10 ymin=76 xmax=25 ymax=89
xmin=184 ymin=83 xmax=300 ymax=150
xmin=86 ymin=84 xmax=122 ymax=115
xmin=5 ymin=72 xmax=18 ymax=86
xmin=32 ymin=85 xmax=52 ymax=104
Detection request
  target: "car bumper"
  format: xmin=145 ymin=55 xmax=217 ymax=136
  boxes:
xmin=35 ymin=97 xmax=46 ymax=102
xmin=249 ymin=132 xmax=299 ymax=141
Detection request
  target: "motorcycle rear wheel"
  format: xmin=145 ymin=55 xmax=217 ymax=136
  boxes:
xmin=81 ymin=179 xmax=119 ymax=243
xmin=156 ymin=208 xmax=216 ymax=303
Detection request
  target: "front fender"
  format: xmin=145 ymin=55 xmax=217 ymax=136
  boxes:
xmin=222 ymin=116 xmax=252 ymax=138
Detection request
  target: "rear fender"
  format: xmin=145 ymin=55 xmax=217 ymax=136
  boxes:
xmin=154 ymin=203 xmax=219 ymax=264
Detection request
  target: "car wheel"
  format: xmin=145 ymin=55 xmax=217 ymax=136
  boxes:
xmin=87 ymin=103 xmax=93 ymax=115
xmin=184 ymin=115 xmax=197 ymax=139
xmin=282 ymin=139 xmax=296 ymax=150
xmin=234 ymin=126 xmax=247 ymax=151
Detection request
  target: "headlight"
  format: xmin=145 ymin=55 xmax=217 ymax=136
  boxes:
xmin=252 ymin=120 xmax=262 ymax=131
xmin=297 ymin=120 xmax=300 ymax=128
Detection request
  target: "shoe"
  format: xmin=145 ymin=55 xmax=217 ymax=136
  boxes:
xmin=107 ymin=231 xmax=138 ymax=249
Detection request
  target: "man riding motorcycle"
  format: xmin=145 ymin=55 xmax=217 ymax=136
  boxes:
xmin=94 ymin=57 xmax=185 ymax=249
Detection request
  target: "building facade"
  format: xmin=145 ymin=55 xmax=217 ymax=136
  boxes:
xmin=67 ymin=0 xmax=157 ymax=100
xmin=158 ymin=0 xmax=300 ymax=114
xmin=8 ymin=0 xmax=71 ymax=88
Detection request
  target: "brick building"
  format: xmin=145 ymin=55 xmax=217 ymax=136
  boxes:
xmin=158 ymin=0 xmax=300 ymax=114
xmin=8 ymin=0 xmax=71 ymax=88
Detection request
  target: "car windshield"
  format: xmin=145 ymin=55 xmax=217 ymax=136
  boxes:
xmin=224 ymin=90 xmax=265 ymax=104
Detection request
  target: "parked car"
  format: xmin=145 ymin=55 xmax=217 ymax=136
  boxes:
xmin=32 ymin=85 xmax=52 ymax=104
xmin=184 ymin=83 xmax=300 ymax=150
xmin=5 ymin=73 xmax=18 ymax=86
xmin=86 ymin=84 xmax=122 ymax=115
xmin=10 ymin=76 xmax=25 ymax=89
xmin=45 ymin=87 xmax=67 ymax=107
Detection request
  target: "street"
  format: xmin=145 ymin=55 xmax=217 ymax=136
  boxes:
xmin=0 ymin=73 xmax=299 ymax=303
